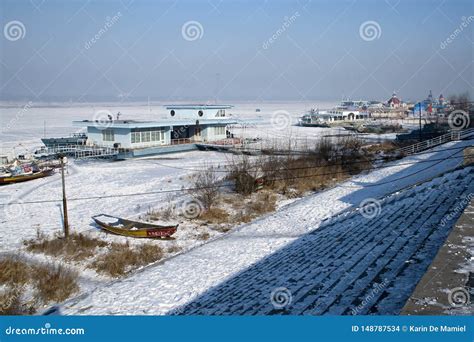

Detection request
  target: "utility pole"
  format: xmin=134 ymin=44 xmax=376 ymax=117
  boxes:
xmin=418 ymin=102 xmax=422 ymax=142
xmin=59 ymin=155 xmax=69 ymax=238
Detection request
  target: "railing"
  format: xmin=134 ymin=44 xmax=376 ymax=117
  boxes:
xmin=399 ymin=128 xmax=474 ymax=156
xmin=171 ymin=138 xmax=193 ymax=145
xmin=35 ymin=145 xmax=120 ymax=159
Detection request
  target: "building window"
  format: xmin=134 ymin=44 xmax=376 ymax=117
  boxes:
xmin=131 ymin=129 xmax=165 ymax=144
xmin=214 ymin=126 xmax=225 ymax=135
xmin=131 ymin=132 xmax=140 ymax=143
xmin=102 ymin=129 xmax=114 ymax=141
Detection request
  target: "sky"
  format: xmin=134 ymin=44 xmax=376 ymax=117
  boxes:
xmin=0 ymin=0 xmax=472 ymax=103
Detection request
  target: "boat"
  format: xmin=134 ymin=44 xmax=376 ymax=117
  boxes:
xmin=92 ymin=214 xmax=178 ymax=238
xmin=298 ymin=109 xmax=330 ymax=127
xmin=41 ymin=133 xmax=87 ymax=147
xmin=0 ymin=168 xmax=54 ymax=185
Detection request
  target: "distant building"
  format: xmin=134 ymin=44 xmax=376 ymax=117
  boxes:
xmin=73 ymin=104 xmax=237 ymax=153
xmin=412 ymin=90 xmax=451 ymax=117
xmin=387 ymin=92 xmax=402 ymax=108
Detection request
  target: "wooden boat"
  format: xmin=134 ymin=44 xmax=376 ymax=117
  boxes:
xmin=0 ymin=168 xmax=54 ymax=185
xmin=92 ymin=214 xmax=178 ymax=238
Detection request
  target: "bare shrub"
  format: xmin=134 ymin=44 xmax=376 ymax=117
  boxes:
xmin=192 ymin=167 xmax=220 ymax=210
xmin=91 ymin=243 xmax=164 ymax=277
xmin=136 ymin=244 xmax=164 ymax=265
xmin=0 ymin=286 xmax=36 ymax=315
xmin=196 ymin=232 xmax=210 ymax=241
xmin=91 ymin=243 xmax=135 ymax=277
xmin=228 ymin=155 xmax=260 ymax=195
xmin=248 ymin=192 xmax=277 ymax=215
xmin=199 ymin=207 xmax=230 ymax=224
xmin=32 ymin=263 xmax=79 ymax=303
xmin=167 ymin=245 xmax=182 ymax=254
xmin=24 ymin=233 xmax=107 ymax=261
xmin=0 ymin=256 xmax=30 ymax=285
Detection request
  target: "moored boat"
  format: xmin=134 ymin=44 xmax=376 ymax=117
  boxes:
xmin=0 ymin=168 xmax=54 ymax=185
xmin=92 ymin=214 xmax=178 ymax=238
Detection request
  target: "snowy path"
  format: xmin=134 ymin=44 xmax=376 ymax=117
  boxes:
xmin=62 ymin=140 xmax=472 ymax=315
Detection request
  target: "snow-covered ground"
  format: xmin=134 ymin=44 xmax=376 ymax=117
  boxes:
xmin=1 ymin=102 xmax=471 ymax=315
xmin=60 ymin=140 xmax=472 ymax=315
xmin=177 ymin=168 xmax=474 ymax=315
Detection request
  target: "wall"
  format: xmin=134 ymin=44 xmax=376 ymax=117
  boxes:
xmin=87 ymin=126 xmax=172 ymax=148
xmin=87 ymin=126 xmax=131 ymax=148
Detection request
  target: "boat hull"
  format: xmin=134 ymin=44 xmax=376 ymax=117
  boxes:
xmin=0 ymin=169 xmax=54 ymax=185
xmin=92 ymin=215 xmax=178 ymax=238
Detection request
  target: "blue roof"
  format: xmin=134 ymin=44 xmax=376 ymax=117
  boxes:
xmin=73 ymin=118 xmax=237 ymax=129
xmin=165 ymin=104 xmax=233 ymax=110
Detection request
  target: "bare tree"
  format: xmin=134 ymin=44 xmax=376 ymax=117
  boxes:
xmin=191 ymin=166 xmax=220 ymax=210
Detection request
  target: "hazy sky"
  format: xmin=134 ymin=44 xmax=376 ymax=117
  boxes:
xmin=0 ymin=0 xmax=472 ymax=103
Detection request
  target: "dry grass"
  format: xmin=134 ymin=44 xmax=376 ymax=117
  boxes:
xmin=145 ymin=203 xmax=175 ymax=221
xmin=24 ymin=232 xmax=108 ymax=262
xmin=0 ymin=286 xmax=36 ymax=315
xmin=247 ymin=192 xmax=277 ymax=215
xmin=196 ymin=232 xmax=211 ymax=241
xmin=32 ymin=263 xmax=79 ymax=303
xmin=91 ymin=243 xmax=164 ymax=277
xmin=199 ymin=207 xmax=230 ymax=224
xmin=167 ymin=245 xmax=182 ymax=254
xmin=0 ymin=255 xmax=78 ymax=314
xmin=0 ymin=256 xmax=30 ymax=285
